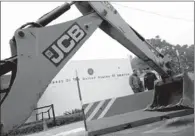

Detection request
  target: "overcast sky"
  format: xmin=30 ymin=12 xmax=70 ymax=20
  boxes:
xmin=1 ymin=2 xmax=194 ymax=60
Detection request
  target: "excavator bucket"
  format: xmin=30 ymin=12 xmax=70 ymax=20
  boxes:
xmin=146 ymin=72 xmax=194 ymax=111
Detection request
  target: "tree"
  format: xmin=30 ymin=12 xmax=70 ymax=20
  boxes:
xmin=131 ymin=36 xmax=194 ymax=75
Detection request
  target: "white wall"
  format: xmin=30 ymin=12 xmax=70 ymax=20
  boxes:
xmin=36 ymin=58 xmax=133 ymax=117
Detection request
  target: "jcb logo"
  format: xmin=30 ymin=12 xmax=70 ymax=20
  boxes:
xmin=43 ymin=23 xmax=86 ymax=66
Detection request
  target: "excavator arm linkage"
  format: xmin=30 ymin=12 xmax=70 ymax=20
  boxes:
xmin=0 ymin=1 xmax=193 ymax=135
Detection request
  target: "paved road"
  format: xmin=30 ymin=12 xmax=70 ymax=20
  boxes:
xmin=27 ymin=121 xmax=87 ymax=136
xmin=102 ymin=114 xmax=194 ymax=136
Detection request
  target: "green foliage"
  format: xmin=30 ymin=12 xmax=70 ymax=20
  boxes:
xmin=64 ymin=108 xmax=82 ymax=115
xmin=131 ymin=36 xmax=194 ymax=75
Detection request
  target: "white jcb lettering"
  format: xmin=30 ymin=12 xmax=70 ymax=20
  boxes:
xmin=43 ymin=24 xmax=86 ymax=66
xmin=68 ymin=25 xmax=85 ymax=42
xmin=57 ymin=35 xmax=75 ymax=53
xmin=51 ymin=44 xmax=64 ymax=64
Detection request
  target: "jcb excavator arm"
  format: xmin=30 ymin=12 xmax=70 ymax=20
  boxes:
xmin=76 ymin=2 xmax=171 ymax=78
xmin=0 ymin=1 xmax=192 ymax=135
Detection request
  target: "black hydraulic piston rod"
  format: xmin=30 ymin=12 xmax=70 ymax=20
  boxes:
xmin=36 ymin=1 xmax=75 ymax=26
